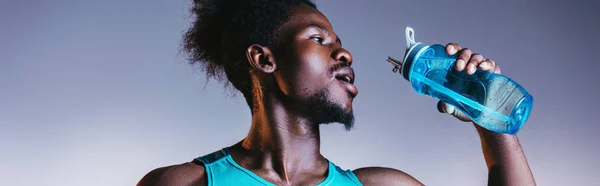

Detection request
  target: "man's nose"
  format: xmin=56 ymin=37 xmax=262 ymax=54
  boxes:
xmin=331 ymin=48 xmax=353 ymax=66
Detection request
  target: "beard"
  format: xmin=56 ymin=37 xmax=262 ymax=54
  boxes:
xmin=296 ymin=88 xmax=355 ymax=131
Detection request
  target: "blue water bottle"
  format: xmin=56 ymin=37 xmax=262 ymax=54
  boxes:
xmin=387 ymin=27 xmax=533 ymax=135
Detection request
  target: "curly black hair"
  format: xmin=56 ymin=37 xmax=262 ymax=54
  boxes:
xmin=182 ymin=0 xmax=317 ymax=108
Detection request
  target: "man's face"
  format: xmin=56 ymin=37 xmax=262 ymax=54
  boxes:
xmin=273 ymin=5 xmax=358 ymax=129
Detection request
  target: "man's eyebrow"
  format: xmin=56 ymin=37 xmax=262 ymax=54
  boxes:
xmin=307 ymin=24 xmax=329 ymax=35
xmin=307 ymin=24 xmax=342 ymax=46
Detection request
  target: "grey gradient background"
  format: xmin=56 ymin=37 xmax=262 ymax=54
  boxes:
xmin=1 ymin=0 xmax=599 ymax=185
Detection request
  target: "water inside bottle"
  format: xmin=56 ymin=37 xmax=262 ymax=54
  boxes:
xmin=409 ymin=45 xmax=529 ymax=133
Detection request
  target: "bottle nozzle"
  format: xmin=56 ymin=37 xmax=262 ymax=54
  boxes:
xmin=387 ymin=56 xmax=402 ymax=73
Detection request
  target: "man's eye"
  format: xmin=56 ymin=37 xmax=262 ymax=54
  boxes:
xmin=310 ymin=36 xmax=323 ymax=43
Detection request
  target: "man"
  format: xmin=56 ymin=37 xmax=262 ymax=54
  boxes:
xmin=138 ymin=0 xmax=536 ymax=185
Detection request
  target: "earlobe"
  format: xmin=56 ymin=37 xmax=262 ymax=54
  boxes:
xmin=246 ymin=44 xmax=276 ymax=73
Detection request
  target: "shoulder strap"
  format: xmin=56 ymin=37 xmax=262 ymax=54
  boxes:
xmin=196 ymin=148 xmax=228 ymax=165
xmin=343 ymin=169 xmax=362 ymax=185
xmin=192 ymin=148 xmax=229 ymax=186
xmin=327 ymin=160 xmax=363 ymax=185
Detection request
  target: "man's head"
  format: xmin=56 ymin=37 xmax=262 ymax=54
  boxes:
xmin=183 ymin=0 xmax=358 ymax=129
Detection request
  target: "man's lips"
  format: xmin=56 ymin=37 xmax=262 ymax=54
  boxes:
xmin=335 ymin=66 xmax=358 ymax=97
xmin=338 ymin=79 xmax=358 ymax=98
xmin=335 ymin=66 xmax=355 ymax=84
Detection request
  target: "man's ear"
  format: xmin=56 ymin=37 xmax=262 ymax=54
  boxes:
xmin=246 ymin=44 xmax=276 ymax=73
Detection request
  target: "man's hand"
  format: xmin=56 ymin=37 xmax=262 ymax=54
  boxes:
xmin=433 ymin=43 xmax=536 ymax=185
xmin=436 ymin=43 xmax=502 ymax=123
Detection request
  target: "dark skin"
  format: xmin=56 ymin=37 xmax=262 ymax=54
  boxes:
xmin=138 ymin=4 xmax=535 ymax=186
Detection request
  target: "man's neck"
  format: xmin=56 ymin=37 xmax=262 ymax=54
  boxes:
xmin=230 ymin=91 xmax=328 ymax=183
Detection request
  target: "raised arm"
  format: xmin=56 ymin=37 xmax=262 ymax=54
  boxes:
xmin=355 ymin=42 xmax=536 ymax=185
xmin=473 ymin=124 xmax=536 ymax=185
xmin=439 ymin=43 xmax=536 ymax=185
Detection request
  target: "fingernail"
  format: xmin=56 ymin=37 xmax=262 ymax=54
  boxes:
xmin=467 ymin=63 xmax=475 ymax=74
xmin=456 ymin=60 xmax=465 ymax=70
xmin=448 ymin=45 xmax=455 ymax=53
xmin=480 ymin=62 xmax=489 ymax=69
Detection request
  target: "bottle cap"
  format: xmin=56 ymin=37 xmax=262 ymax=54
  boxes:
xmin=401 ymin=27 xmax=429 ymax=81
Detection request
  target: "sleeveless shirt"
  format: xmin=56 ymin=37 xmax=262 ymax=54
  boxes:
xmin=195 ymin=148 xmax=363 ymax=186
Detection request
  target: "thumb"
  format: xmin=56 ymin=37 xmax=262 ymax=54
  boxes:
xmin=437 ymin=101 xmax=472 ymax=122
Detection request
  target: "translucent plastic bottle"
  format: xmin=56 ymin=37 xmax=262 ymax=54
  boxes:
xmin=387 ymin=27 xmax=533 ymax=134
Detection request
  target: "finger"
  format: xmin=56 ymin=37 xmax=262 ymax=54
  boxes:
xmin=478 ymin=59 xmax=496 ymax=72
xmin=467 ymin=53 xmax=485 ymax=75
xmin=445 ymin=43 xmax=462 ymax=55
xmin=436 ymin=100 xmax=446 ymax=113
xmin=437 ymin=101 xmax=472 ymax=122
xmin=455 ymin=48 xmax=472 ymax=71
xmin=494 ymin=64 xmax=502 ymax=74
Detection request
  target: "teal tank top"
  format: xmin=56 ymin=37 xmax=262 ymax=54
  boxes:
xmin=195 ymin=148 xmax=363 ymax=186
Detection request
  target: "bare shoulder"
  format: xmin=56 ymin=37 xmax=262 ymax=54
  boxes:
xmin=353 ymin=167 xmax=424 ymax=186
xmin=137 ymin=162 xmax=206 ymax=186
